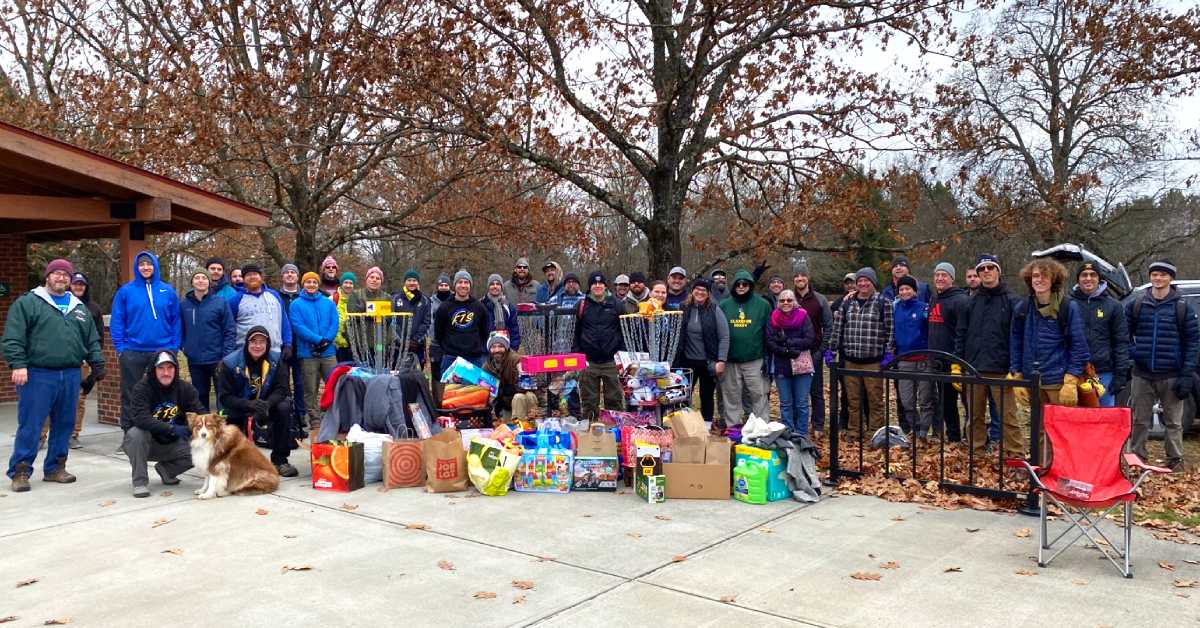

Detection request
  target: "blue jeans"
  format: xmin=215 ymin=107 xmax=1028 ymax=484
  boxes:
xmin=1096 ymin=372 xmax=1115 ymax=407
xmin=440 ymin=354 xmax=485 ymax=373
xmin=988 ymin=396 xmax=1001 ymax=442
xmin=775 ymin=373 xmax=814 ymax=435
xmin=8 ymin=367 xmax=81 ymax=478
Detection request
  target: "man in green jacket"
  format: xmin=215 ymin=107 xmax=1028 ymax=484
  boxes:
xmin=719 ymin=270 xmax=771 ymax=426
xmin=4 ymin=259 xmax=105 ymax=492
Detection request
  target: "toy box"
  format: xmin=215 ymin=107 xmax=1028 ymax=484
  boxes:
xmin=520 ymin=353 xmax=588 ymax=374
xmin=440 ymin=357 xmax=498 ymax=398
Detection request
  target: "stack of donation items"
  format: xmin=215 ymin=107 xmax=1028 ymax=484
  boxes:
xmin=663 ymin=410 xmax=732 ymax=499
xmin=616 ymin=352 xmax=690 ymax=406
xmin=735 ymin=414 xmax=822 ymax=504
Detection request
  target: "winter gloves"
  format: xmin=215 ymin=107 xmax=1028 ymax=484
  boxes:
xmin=950 ymin=363 xmax=963 ymax=391
xmin=880 ymin=353 xmax=895 ymax=368
xmin=1108 ymin=372 xmax=1127 ymax=399
xmin=1172 ymin=374 xmax=1195 ymax=400
xmin=281 ymin=345 xmax=293 ymax=362
xmin=823 ymin=349 xmax=835 ymax=366
xmin=1058 ymin=373 xmax=1079 ymax=407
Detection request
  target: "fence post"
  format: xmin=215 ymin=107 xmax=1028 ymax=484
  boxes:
xmin=826 ymin=361 xmax=840 ymax=486
xmin=1018 ymin=370 xmax=1043 ymax=516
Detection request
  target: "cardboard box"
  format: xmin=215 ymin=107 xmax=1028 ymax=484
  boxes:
xmin=663 ymin=436 xmax=731 ymax=500
xmin=573 ymin=457 xmax=618 ymax=491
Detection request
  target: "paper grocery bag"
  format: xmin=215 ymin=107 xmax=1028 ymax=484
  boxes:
xmin=666 ymin=410 xmax=706 ymax=439
xmin=383 ymin=439 xmax=425 ymax=489
xmin=423 ymin=429 xmax=467 ymax=493
xmin=672 ymin=437 xmax=707 ymax=464
xmin=705 ymin=437 xmax=733 ymax=466
xmin=576 ymin=424 xmax=617 ymax=457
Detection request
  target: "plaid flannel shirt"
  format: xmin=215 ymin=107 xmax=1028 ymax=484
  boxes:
xmin=831 ymin=294 xmax=895 ymax=361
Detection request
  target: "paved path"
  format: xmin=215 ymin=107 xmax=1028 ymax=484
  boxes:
xmin=1 ymin=407 xmax=1197 ymax=627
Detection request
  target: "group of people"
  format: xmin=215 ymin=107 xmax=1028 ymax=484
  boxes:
xmin=4 ymin=250 xmax=1194 ymax=497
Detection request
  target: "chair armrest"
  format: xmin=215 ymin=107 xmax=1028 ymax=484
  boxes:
xmin=1005 ymin=458 xmax=1039 ymax=473
xmin=1123 ymin=453 xmax=1172 ymax=475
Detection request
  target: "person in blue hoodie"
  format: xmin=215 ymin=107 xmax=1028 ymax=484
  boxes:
xmin=180 ymin=269 xmax=236 ymax=412
xmin=206 ymin=256 xmax=239 ymax=303
xmin=290 ymin=272 xmax=340 ymax=431
xmin=226 ymin=263 xmax=292 ymax=360
xmin=111 ymin=250 xmax=182 ymax=430
xmin=892 ymin=275 xmax=935 ymax=437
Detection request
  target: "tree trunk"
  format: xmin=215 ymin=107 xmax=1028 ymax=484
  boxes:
xmin=645 ymin=202 xmax=682 ymax=279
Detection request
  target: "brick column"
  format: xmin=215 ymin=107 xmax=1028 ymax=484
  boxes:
xmin=0 ymin=234 xmax=28 ymax=402
xmin=97 ymin=318 xmax=121 ymax=425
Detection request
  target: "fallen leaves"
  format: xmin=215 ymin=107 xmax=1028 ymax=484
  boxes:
xmin=1015 ymin=528 xmax=1032 ymax=538
xmin=880 ymin=561 xmax=901 ymax=570
xmin=161 ymin=491 xmax=173 ymax=497
xmin=850 ymin=572 xmax=882 ymax=581
xmin=339 ymin=503 xmax=359 ymax=512
xmin=890 ymin=515 xmax=906 ymax=522
xmin=1158 ymin=560 xmax=1176 ymax=572
xmin=42 ymin=619 xmax=71 ymax=625
xmin=535 ymin=556 xmax=556 ymax=562
xmin=438 ymin=560 xmax=456 ymax=572
xmin=280 ymin=564 xmax=313 ymax=574
xmin=255 ymin=508 xmax=269 ymax=516
xmin=512 ymin=594 xmax=527 ymax=605
xmin=1014 ymin=569 xmax=1038 ymax=576
xmin=98 ymin=500 xmax=115 ymax=507
xmin=512 ymin=580 xmax=535 ymax=590
xmin=758 ymin=527 xmax=775 ymax=534
xmin=1072 ymin=579 xmax=1089 ymax=586
xmin=283 ymin=535 xmax=297 ymax=539
xmin=654 ymin=515 xmax=672 ymax=521
xmin=943 ymin=566 xmax=963 ymax=573
xmin=1173 ymin=578 xmax=1198 ymax=588
xmin=626 ymin=532 xmax=643 ymax=539
xmin=965 ymin=527 xmax=981 ymax=533
xmin=404 ymin=523 xmax=429 ymax=530
xmin=161 ymin=548 xmax=183 ymax=556
xmin=151 ymin=518 xmax=175 ymax=529
xmin=16 ymin=578 xmax=38 ymax=588
xmin=672 ymin=555 xmax=688 ymax=563
xmin=718 ymin=594 xmax=738 ymax=603
xmin=472 ymin=591 xmax=497 ymax=600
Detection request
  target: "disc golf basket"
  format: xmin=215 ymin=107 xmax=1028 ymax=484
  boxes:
xmin=619 ymin=310 xmax=683 ymax=363
xmin=345 ymin=305 xmax=413 ymax=374
xmin=517 ymin=304 xmax=580 ymax=415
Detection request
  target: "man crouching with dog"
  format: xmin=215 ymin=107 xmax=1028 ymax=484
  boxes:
xmin=124 ymin=350 xmax=202 ymax=497
xmin=218 ymin=325 xmax=297 ymax=477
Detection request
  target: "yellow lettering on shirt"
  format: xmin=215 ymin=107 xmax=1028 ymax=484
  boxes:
xmin=730 ymin=308 xmax=754 ymax=329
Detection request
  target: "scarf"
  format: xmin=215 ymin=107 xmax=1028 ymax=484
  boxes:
xmin=771 ymin=306 xmax=808 ymax=330
xmin=403 ymin=287 xmax=420 ymax=302
xmin=486 ymin=293 xmax=508 ymax=331
xmin=1036 ymin=291 xmax=1062 ymax=320
xmin=436 ymin=288 xmax=451 ymax=301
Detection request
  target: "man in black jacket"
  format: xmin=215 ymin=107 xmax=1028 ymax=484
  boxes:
xmin=433 ymin=270 xmax=490 ymax=372
xmin=124 ymin=351 xmax=202 ymax=497
xmin=575 ymin=272 xmax=625 ymax=421
xmin=954 ymin=254 xmax=1024 ymax=457
xmin=392 ymin=269 xmax=432 ymax=368
xmin=927 ymin=262 xmax=968 ymax=441
xmin=218 ymin=326 xmax=296 ymax=477
xmin=1069 ymin=262 xmax=1130 ymax=407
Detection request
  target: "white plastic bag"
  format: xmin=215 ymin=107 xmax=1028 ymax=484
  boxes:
xmin=347 ymin=424 xmax=394 ymax=483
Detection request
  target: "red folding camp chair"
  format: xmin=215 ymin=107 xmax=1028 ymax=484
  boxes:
xmin=1006 ymin=405 xmax=1172 ymax=578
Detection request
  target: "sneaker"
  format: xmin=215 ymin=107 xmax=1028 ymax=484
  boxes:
xmin=132 ymin=484 xmax=150 ymax=498
xmin=10 ymin=464 xmax=31 ymax=493
xmin=43 ymin=467 xmax=77 ymax=484
xmin=276 ymin=463 xmax=299 ymax=478
xmin=69 ymin=435 xmax=82 ymax=450
xmin=155 ymin=462 xmax=181 ymax=486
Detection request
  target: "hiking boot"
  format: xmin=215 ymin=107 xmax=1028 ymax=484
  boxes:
xmin=11 ymin=464 xmax=31 ymax=493
xmin=276 ymin=463 xmax=299 ymax=478
xmin=155 ymin=462 xmax=181 ymax=486
xmin=43 ymin=467 xmax=77 ymax=484
xmin=69 ymin=435 xmax=82 ymax=450
xmin=1167 ymin=459 xmax=1186 ymax=473
xmin=132 ymin=484 xmax=150 ymax=498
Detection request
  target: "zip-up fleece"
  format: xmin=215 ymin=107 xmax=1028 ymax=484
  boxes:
xmin=110 ymin=251 xmax=181 ymax=353
xmin=181 ymin=290 xmax=237 ymax=365
xmin=3 ymin=287 xmax=103 ymax=369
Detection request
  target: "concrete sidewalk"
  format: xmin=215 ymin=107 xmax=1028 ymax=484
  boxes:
xmin=1 ymin=405 xmax=1197 ymax=627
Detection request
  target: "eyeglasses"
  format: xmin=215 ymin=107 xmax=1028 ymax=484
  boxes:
xmin=978 ymin=265 xmax=998 ymax=272
xmin=778 ymin=298 xmax=795 ymax=303
xmin=515 ymin=265 xmax=528 ymax=269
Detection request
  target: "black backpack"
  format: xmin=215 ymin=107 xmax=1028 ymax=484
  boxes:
xmin=1130 ymin=291 xmax=1187 ymax=332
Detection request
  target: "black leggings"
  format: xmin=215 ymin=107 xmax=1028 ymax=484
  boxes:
xmin=679 ymin=357 xmax=718 ymax=424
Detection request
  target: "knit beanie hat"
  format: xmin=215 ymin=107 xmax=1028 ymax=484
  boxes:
xmin=691 ymin=277 xmax=712 ymax=292
xmin=487 ymin=273 xmax=504 ymax=287
xmin=892 ymin=256 xmax=910 ymax=269
xmin=241 ymin=263 xmax=262 ymax=277
xmin=1075 ymin=262 xmax=1099 ymax=280
xmin=855 ymin=267 xmax=878 ymax=288
xmin=46 ymin=258 xmax=74 ymax=278
xmin=191 ymin=269 xmax=209 ymax=282
xmin=322 ymin=255 xmax=338 ymax=269
xmin=487 ymin=332 xmax=510 ymax=351
xmin=975 ymin=254 xmax=1001 ymax=273
xmin=301 ymin=271 xmax=321 ymax=286
xmin=897 ymin=275 xmax=918 ymax=293
xmin=454 ymin=269 xmax=473 ymax=285
xmin=1148 ymin=259 xmax=1177 ymax=278
xmin=934 ymin=262 xmax=956 ymax=280
xmin=629 ymin=271 xmax=647 ymax=284
xmin=588 ymin=271 xmax=606 ymax=287
xmin=365 ymin=266 xmax=384 ymax=282
xmin=340 ymin=271 xmax=357 ymax=284
xmin=437 ymin=273 xmax=451 ymax=287
xmin=281 ymin=262 xmax=299 ymax=276
xmin=404 ymin=269 xmax=420 ymax=281
xmin=204 ymin=256 xmax=225 ymax=270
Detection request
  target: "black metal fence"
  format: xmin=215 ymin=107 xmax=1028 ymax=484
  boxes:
xmin=826 ymin=350 xmax=1043 ymax=502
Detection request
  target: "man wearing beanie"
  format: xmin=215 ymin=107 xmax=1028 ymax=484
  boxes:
xmin=1125 ymin=258 xmax=1197 ymax=471
xmin=1069 ymin=262 xmax=1130 ymax=407
xmin=954 ymin=253 xmax=1022 ymax=455
xmin=428 ymin=273 xmax=453 ymax=391
xmin=827 ymin=266 xmax=894 ymax=438
xmin=504 ymin=258 xmax=540 ymax=305
xmin=206 ymin=257 xmax=238 ymax=302
xmin=180 ymin=268 xmax=236 ymax=413
xmin=484 ymin=332 xmax=538 ymax=420
xmin=434 ymin=270 xmax=490 ymax=374
xmin=927 ymin=261 xmax=968 ymax=441
xmin=4 ymin=259 xmax=105 ymax=492
xmin=111 ymin=250 xmax=181 ymax=444
xmin=481 ymin=274 xmax=522 ymax=351
xmin=554 ymin=272 xmax=585 ymax=309
xmin=43 ymin=272 xmax=106 ymax=450
xmin=391 ymin=269 xmax=432 ymax=368
xmin=627 ymin=271 xmax=651 ymax=304
xmin=719 ymin=270 xmax=772 ymax=425
xmin=575 ymin=272 xmax=625 ymax=421
xmin=318 ymin=255 xmax=340 ymax=297
xmin=882 ymin=256 xmax=931 ymax=303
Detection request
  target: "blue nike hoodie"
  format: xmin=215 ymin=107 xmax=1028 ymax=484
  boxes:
xmin=110 ymin=251 xmax=182 ymax=353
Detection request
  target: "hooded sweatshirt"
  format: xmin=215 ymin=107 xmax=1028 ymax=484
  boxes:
xmin=290 ymin=290 xmax=340 ymax=359
xmin=218 ymin=325 xmax=287 ymax=418
xmin=434 ymin=294 xmax=490 ymax=359
xmin=110 ymin=251 xmax=182 ymax=353
xmin=535 ymin=262 xmax=565 ymax=303
xmin=227 ymin=283 xmax=293 ymax=352
xmin=1068 ymin=281 xmax=1130 ymax=374
xmin=718 ymin=270 xmax=772 ymax=363
xmin=181 ymin=289 xmax=237 ymax=365
xmin=126 ymin=351 xmax=204 ymax=440
xmin=429 ymin=276 xmax=452 ymax=350
xmin=71 ymin=272 xmax=104 ymax=343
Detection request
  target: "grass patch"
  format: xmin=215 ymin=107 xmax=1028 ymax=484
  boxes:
xmin=1138 ymin=510 xmax=1200 ymax=528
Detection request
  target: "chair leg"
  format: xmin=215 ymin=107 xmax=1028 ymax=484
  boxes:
xmin=1123 ymin=501 xmax=1133 ymax=579
xmin=1039 ymin=493 xmax=1048 ymax=567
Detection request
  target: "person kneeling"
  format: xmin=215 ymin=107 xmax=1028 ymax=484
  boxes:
xmin=218 ymin=326 xmax=298 ymax=477
xmin=484 ymin=334 xmax=538 ymax=421
xmin=124 ymin=351 xmax=202 ymax=498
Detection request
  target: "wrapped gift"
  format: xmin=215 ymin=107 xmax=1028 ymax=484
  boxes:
xmin=311 ymin=441 xmax=365 ymax=492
